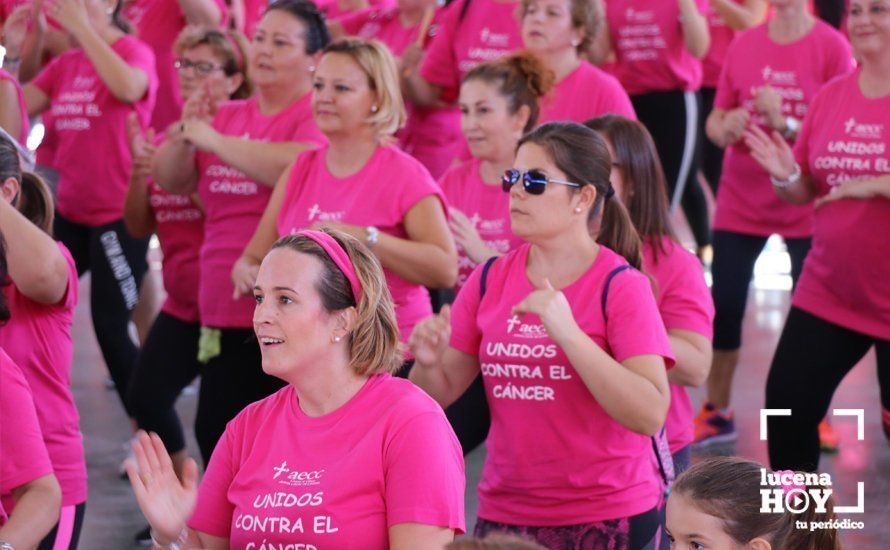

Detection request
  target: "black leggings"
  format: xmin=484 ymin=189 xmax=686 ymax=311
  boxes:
xmin=631 ymin=90 xmax=710 ymax=248
xmin=194 ymin=328 xmax=285 ymax=465
xmin=128 ymin=311 xmax=202 ymax=454
xmin=38 ymin=502 xmax=86 ymax=550
xmin=766 ymin=307 xmax=890 ymax=471
xmin=54 ymin=214 xmax=149 ymax=417
xmin=699 ymin=87 xmax=724 ymax=197
xmin=711 ymin=230 xmax=811 ymax=350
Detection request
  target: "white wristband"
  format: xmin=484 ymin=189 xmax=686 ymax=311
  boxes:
xmin=770 ymin=163 xmax=802 ymax=188
xmin=151 ymin=527 xmax=188 ymax=550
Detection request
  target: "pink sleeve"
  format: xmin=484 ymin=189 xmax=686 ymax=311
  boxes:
xmin=0 ymin=358 xmax=53 ymax=495
xmin=713 ymin=46 xmax=737 ymax=110
xmin=822 ymin=28 xmax=855 ymax=82
xmin=31 ymin=55 xmax=62 ymax=98
xmin=340 ymin=7 xmax=374 ymax=35
xmin=605 ymin=269 xmax=676 ymax=369
xmin=55 ymin=243 xmax=79 ymax=311
xmin=607 ymin=81 xmax=636 ymax=120
xmin=120 ymin=40 xmax=158 ymax=98
xmin=384 ymin=412 xmax=466 ymax=532
xmin=449 ymin=262 xmax=485 ymax=355
xmin=187 ymin=422 xmax=239 ymax=537
xmin=397 ymin=162 xmax=448 ymax=220
xmin=658 ymin=256 xmax=714 ymax=339
xmin=419 ymin=0 xmax=461 ymax=91
xmin=695 ymin=0 xmax=709 ymax=13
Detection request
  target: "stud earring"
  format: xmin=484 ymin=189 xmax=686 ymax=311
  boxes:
xmin=574 ymin=207 xmax=582 ymax=213
xmin=333 ymin=336 xmax=342 ymax=342
xmin=371 ymin=105 xmax=379 ymax=113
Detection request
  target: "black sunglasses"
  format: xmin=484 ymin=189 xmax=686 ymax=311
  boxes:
xmin=502 ymin=168 xmax=582 ymax=195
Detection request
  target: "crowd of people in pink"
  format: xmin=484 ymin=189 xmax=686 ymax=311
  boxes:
xmin=0 ymin=0 xmax=887 ymax=548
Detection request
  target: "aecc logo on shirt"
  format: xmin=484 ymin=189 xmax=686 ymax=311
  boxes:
xmin=273 ymin=461 xmax=326 ymax=487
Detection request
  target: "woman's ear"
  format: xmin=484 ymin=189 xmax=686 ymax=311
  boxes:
xmin=0 ymin=177 xmax=20 ymax=205
xmin=513 ymin=104 xmax=532 ymax=134
xmin=747 ymin=537 xmax=772 ymax=550
xmin=333 ymin=306 xmax=359 ymax=341
xmin=226 ymin=73 xmax=245 ymax=97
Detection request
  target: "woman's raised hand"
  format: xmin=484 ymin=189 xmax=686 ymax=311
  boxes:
xmin=743 ymin=124 xmax=796 ymax=180
xmin=126 ymin=431 xmax=199 ymax=545
xmin=409 ymin=305 xmax=451 ymax=368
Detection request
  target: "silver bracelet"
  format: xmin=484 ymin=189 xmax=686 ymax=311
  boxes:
xmin=151 ymin=527 xmax=188 ymax=550
xmin=770 ymin=163 xmax=802 ymax=189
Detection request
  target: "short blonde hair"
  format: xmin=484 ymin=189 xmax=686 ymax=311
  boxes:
xmin=323 ymin=38 xmax=407 ymax=136
xmin=271 ymin=229 xmax=403 ymax=375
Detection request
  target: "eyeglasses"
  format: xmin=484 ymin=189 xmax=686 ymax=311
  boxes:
xmin=502 ymin=168 xmax=582 ymax=195
xmin=174 ymin=58 xmax=224 ymax=76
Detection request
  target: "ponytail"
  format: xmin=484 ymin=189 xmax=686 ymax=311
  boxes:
xmin=16 ymin=172 xmax=55 ymax=236
xmin=271 ymin=229 xmax=403 ymax=375
xmin=517 ymin=122 xmax=643 ymax=269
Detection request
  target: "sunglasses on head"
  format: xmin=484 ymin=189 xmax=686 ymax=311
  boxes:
xmin=502 ymin=168 xmax=582 ymax=195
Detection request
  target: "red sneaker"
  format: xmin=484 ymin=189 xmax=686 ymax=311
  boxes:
xmin=819 ymin=418 xmax=840 ymax=453
xmin=693 ymin=402 xmax=737 ymax=447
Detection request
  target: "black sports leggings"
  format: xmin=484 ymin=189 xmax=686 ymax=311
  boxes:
xmin=194 ymin=328 xmax=285 ymax=465
xmin=699 ymin=86 xmax=724 ymax=196
xmin=711 ymin=230 xmax=811 ymax=350
xmin=38 ymin=502 xmax=86 ymax=550
xmin=631 ymin=90 xmax=710 ymax=248
xmin=766 ymin=307 xmax=890 ymax=472
xmin=54 ymin=214 xmax=148 ymax=417
xmin=128 ymin=311 xmax=202 ymax=454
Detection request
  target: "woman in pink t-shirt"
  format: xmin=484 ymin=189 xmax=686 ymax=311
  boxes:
xmin=698 ymin=0 xmax=854 ymax=449
xmin=237 ymin=38 xmax=457 ymax=354
xmin=438 ymin=52 xmax=549 ymax=455
xmin=603 ymin=0 xmax=713 ymax=256
xmin=402 ymin=0 xmax=524 ymax=178
xmin=128 ymin=229 xmax=465 ymax=549
xmin=122 ymin=0 xmax=228 ymax=132
xmin=0 ymin=135 xmax=86 ymax=548
xmin=11 ymin=0 xmax=159 ymax=424
xmin=745 ymin=0 xmax=890 ymax=472
xmin=699 ymin=0 xmax=768 ymax=198
xmin=411 ymin=122 xmax=673 ymax=547
xmin=521 ymin=0 xmax=635 ymax=124
xmin=587 ymin=115 xmax=715 ymax=475
xmin=0 ymin=345 xmax=62 ymax=549
xmin=152 ymin=0 xmax=330 ymax=465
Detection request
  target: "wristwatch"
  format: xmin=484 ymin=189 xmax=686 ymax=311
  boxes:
xmin=770 ymin=163 xmax=802 ymax=189
xmin=0 ymin=541 xmax=15 ymax=550
xmin=366 ymin=226 xmax=380 ymax=248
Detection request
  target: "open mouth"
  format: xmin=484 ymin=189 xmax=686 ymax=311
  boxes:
xmin=259 ymin=337 xmax=285 ymax=346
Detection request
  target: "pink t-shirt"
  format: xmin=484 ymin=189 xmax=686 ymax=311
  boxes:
xmin=792 ymin=71 xmax=890 ymax=340
xmin=438 ymin=159 xmax=523 ymax=292
xmin=538 ymin=61 xmax=636 ymax=124
xmin=0 ymin=69 xmax=29 ymax=145
xmin=149 ymin=180 xmax=204 ymax=323
xmin=341 ymin=6 xmax=425 ymax=57
xmin=0 ymin=244 xmax=86 ymax=507
xmin=0 ymin=348 xmax=54 ymax=520
xmin=316 ymin=0 xmax=396 ymax=21
xmin=606 ymin=0 xmax=709 ymax=95
xmin=188 ymin=374 xmax=466 ymax=546
xmin=713 ymin=21 xmax=854 ymax=237
xmin=642 ymin=237 xmax=714 ymax=454
xmin=277 ymin=145 xmax=445 ymax=343
xmin=241 ymin=0 xmax=267 ymax=39
xmin=450 ymin=243 xmax=674 ymax=524
xmin=123 ymin=0 xmax=228 ymax=132
xmin=197 ymin=94 xmax=326 ymax=329
xmin=701 ymin=0 xmax=743 ymax=88
xmin=420 ymin=0 xmax=523 ymax=103
xmin=32 ymin=35 xmax=158 ymax=226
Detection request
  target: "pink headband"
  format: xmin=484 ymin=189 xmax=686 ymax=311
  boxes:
xmin=298 ymin=230 xmax=363 ymax=303
xmin=224 ymin=32 xmax=245 ymax=72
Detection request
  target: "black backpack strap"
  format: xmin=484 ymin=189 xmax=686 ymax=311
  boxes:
xmin=600 ymin=264 xmax=632 ymax=319
xmin=479 ymin=256 xmax=498 ymax=300
xmin=600 ymin=263 xmax=676 ymax=491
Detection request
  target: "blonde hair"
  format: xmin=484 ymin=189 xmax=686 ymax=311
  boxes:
xmin=271 ymin=229 xmax=403 ymax=375
xmin=174 ymin=25 xmax=253 ymax=100
xmin=323 ymin=38 xmax=407 ymax=136
xmin=519 ymin=0 xmax=602 ymax=56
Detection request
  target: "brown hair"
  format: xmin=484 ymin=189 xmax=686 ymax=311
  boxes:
xmin=447 ymin=534 xmax=545 ymax=550
xmin=271 ymin=229 xmax=402 ymax=375
xmin=174 ymin=26 xmax=253 ymax=100
xmin=0 ymin=233 xmax=9 ymax=324
xmin=462 ymin=50 xmax=555 ymax=133
xmin=517 ymin=122 xmax=643 ymax=269
xmin=323 ymin=38 xmax=407 ymax=136
xmin=672 ymin=457 xmax=841 ymax=550
xmin=265 ymin=0 xmax=331 ymax=54
xmin=585 ymin=115 xmax=676 ymax=260
xmin=0 ymin=133 xmax=54 ymax=235
xmin=519 ymin=0 xmax=602 ymax=56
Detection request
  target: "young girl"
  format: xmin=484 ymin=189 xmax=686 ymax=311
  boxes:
xmin=586 ymin=114 xmax=714 ymax=474
xmin=236 ymin=38 xmax=456 ymax=352
xmin=410 ymin=122 xmax=672 ymax=548
xmin=667 ymin=456 xmax=840 ymax=549
xmin=152 ymin=0 xmax=329 ymax=463
xmin=128 ymin=229 xmax=465 ymax=549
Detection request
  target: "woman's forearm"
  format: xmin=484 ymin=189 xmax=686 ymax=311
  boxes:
xmin=178 ymin=0 xmax=224 ymax=26
xmin=560 ymin=327 xmax=670 ymax=435
xmin=123 ymin=176 xmax=157 ymax=239
xmin=709 ymin=0 xmax=768 ymax=31
xmin=0 ymin=474 xmax=62 ymax=549
xmin=0 ymin=199 xmax=69 ymax=304
xmin=679 ymin=0 xmax=710 ymax=58
xmin=373 ymin=232 xmax=458 ymax=288
xmin=207 ymin=136 xmax=314 ymax=188
xmin=666 ymin=330 xmax=712 ymax=387
xmin=75 ymin=27 xmax=148 ymax=103
xmin=153 ymin=138 xmax=199 ymax=195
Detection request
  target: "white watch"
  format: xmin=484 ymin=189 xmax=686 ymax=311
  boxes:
xmin=0 ymin=540 xmax=15 ymax=550
xmin=366 ymin=226 xmax=379 ymax=248
xmin=770 ymin=163 xmax=802 ymax=188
